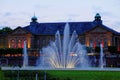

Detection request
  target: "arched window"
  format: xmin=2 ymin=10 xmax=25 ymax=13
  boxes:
xmin=18 ymin=40 xmax=22 ymax=48
xmin=10 ymin=39 xmax=16 ymax=48
xmin=22 ymin=39 xmax=27 ymax=48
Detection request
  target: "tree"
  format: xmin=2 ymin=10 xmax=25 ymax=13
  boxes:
xmin=0 ymin=27 xmax=12 ymax=33
xmin=108 ymin=46 xmax=117 ymax=53
xmin=95 ymin=46 xmax=100 ymax=53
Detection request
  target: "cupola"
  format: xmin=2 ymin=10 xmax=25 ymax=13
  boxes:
xmin=31 ymin=15 xmax=37 ymax=22
xmin=94 ymin=13 xmax=101 ymax=21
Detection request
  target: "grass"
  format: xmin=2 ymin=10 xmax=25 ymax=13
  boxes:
xmin=1 ymin=70 xmax=120 ymax=80
xmin=0 ymin=70 xmax=5 ymax=80
xmin=47 ymin=70 xmax=120 ymax=80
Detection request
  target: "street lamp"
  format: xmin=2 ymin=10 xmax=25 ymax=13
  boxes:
xmin=17 ymin=67 xmax=20 ymax=80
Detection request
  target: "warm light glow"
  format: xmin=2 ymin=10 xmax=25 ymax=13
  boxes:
xmin=8 ymin=41 xmax=11 ymax=48
xmin=18 ymin=40 xmax=22 ymax=48
xmin=28 ymin=41 xmax=30 ymax=48
xmin=27 ymin=35 xmax=31 ymax=48
xmin=86 ymin=38 xmax=90 ymax=47
xmin=18 ymin=43 xmax=21 ymax=48
xmin=0 ymin=45 xmax=4 ymax=48
xmin=108 ymin=40 xmax=111 ymax=46
xmin=5 ymin=54 xmax=10 ymax=57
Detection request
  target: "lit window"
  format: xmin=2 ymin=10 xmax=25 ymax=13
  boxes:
xmin=10 ymin=39 xmax=16 ymax=48
xmin=18 ymin=40 xmax=22 ymax=48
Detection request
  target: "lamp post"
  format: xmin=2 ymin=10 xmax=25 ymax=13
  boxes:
xmin=35 ymin=73 xmax=38 ymax=80
xmin=43 ymin=50 xmax=46 ymax=80
xmin=44 ymin=70 xmax=46 ymax=80
xmin=17 ymin=67 xmax=20 ymax=80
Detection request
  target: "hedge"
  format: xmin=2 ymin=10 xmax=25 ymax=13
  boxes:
xmin=0 ymin=48 xmax=23 ymax=54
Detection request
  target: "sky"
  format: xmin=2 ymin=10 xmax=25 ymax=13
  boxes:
xmin=0 ymin=0 xmax=120 ymax=32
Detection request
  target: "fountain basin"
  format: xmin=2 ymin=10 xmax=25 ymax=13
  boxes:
xmin=1 ymin=66 xmax=120 ymax=71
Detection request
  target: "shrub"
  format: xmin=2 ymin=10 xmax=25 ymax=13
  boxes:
xmin=108 ymin=46 xmax=117 ymax=53
xmin=95 ymin=46 xmax=100 ymax=53
xmin=0 ymin=48 xmax=23 ymax=55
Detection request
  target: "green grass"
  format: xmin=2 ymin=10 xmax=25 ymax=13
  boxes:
xmin=47 ymin=70 xmax=120 ymax=80
xmin=1 ymin=70 xmax=120 ymax=80
xmin=0 ymin=70 xmax=5 ymax=80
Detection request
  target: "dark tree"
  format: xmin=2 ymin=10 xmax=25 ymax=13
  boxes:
xmin=0 ymin=27 xmax=12 ymax=33
xmin=108 ymin=46 xmax=117 ymax=53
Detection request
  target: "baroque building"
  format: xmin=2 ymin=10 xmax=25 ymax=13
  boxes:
xmin=1 ymin=13 xmax=120 ymax=52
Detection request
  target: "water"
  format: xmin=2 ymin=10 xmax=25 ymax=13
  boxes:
xmin=38 ymin=23 xmax=90 ymax=68
xmin=99 ymin=44 xmax=104 ymax=68
xmin=21 ymin=23 xmax=105 ymax=69
xmin=22 ymin=41 xmax=28 ymax=67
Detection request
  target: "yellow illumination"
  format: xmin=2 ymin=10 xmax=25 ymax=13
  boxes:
xmin=27 ymin=35 xmax=31 ymax=48
xmin=108 ymin=40 xmax=111 ymax=46
xmin=86 ymin=38 xmax=90 ymax=47
xmin=27 ymin=39 xmax=30 ymax=48
xmin=0 ymin=45 xmax=4 ymax=48
xmin=8 ymin=42 xmax=11 ymax=48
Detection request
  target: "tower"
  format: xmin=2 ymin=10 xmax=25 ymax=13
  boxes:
xmin=31 ymin=14 xmax=38 ymax=22
xmin=94 ymin=13 xmax=101 ymax=21
xmin=30 ymin=13 xmax=38 ymax=26
xmin=94 ymin=13 xmax=102 ymax=24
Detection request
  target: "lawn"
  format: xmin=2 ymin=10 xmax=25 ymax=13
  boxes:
xmin=1 ymin=70 xmax=120 ymax=80
xmin=47 ymin=70 xmax=120 ymax=80
xmin=0 ymin=70 xmax=5 ymax=80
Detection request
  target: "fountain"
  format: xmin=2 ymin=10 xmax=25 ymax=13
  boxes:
xmin=38 ymin=23 xmax=90 ymax=68
xmin=99 ymin=44 xmax=106 ymax=68
xmin=99 ymin=44 xmax=103 ymax=68
xmin=2 ymin=23 xmax=120 ymax=71
xmin=22 ymin=41 xmax=28 ymax=67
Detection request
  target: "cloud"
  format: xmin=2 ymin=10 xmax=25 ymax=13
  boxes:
xmin=4 ymin=12 xmax=12 ymax=16
xmin=116 ymin=22 xmax=120 ymax=26
xmin=92 ymin=6 xmax=110 ymax=16
xmin=34 ymin=4 xmax=52 ymax=9
xmin=0 ymin=26 xmax=4 ymax=29
xmin=104 ymin=20 xmax=120 ymax=32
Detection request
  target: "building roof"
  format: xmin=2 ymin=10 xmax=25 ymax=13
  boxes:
xmin=23 ymin=21 xmax=102 ymax=35
xmin=23 ymin=14 xmax=120 ymax=35
xmin=100 ymin=24 xmax=120 ymax=35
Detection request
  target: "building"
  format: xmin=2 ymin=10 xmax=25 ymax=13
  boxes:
xmin=0 ymin=13 xmax=120 ymax=67
xmin=4 ymin=13 xmax=120 ymax=51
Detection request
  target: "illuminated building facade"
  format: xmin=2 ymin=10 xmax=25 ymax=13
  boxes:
xmin=1 ymin=13 xmax=120 ymax=51
xmin=0 ymin=13 xmax=120 ymax=67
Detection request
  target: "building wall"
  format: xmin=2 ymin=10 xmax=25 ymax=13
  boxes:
xmin=85 ymin=26 xmax=113 ymax=48
xmin=0 ymin=26 xmax=120 ymax=51
xmin=0 ymin=35 xmax=7 ymax=48
xmin=31 ymin=34 xmax=85 ymax=50
xmin=31 ymin=35 xmax=55 ymax=49
xmin=113 ymin=36 xmax=120 ymax=51
xmin=6 ymin=27 xmax=33 ymax=48
xmin=7 ymin=34 xmax=32 ymax=48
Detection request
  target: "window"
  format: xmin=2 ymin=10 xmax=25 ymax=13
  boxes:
xmin=10 ymin=39 xmax=16 ymax=48
xmin=18 ymin=40 xmax=22 ymax=48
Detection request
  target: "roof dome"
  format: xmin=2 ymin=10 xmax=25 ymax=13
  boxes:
xmin=31 ymin=15 xmax=37 ymax=20
xmin=31 ymin=14 xmax=38 ymax=22
xmin=95 ymin=13 xmax=101 ymax=18
xmin=94 ymin=13 xmax=101 ymax=21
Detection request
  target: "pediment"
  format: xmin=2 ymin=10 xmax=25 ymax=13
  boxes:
xmin=88 ymin=26 xmax=109 ymax=33
xmin=10 ymin=27 xmax=30 ymax=35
